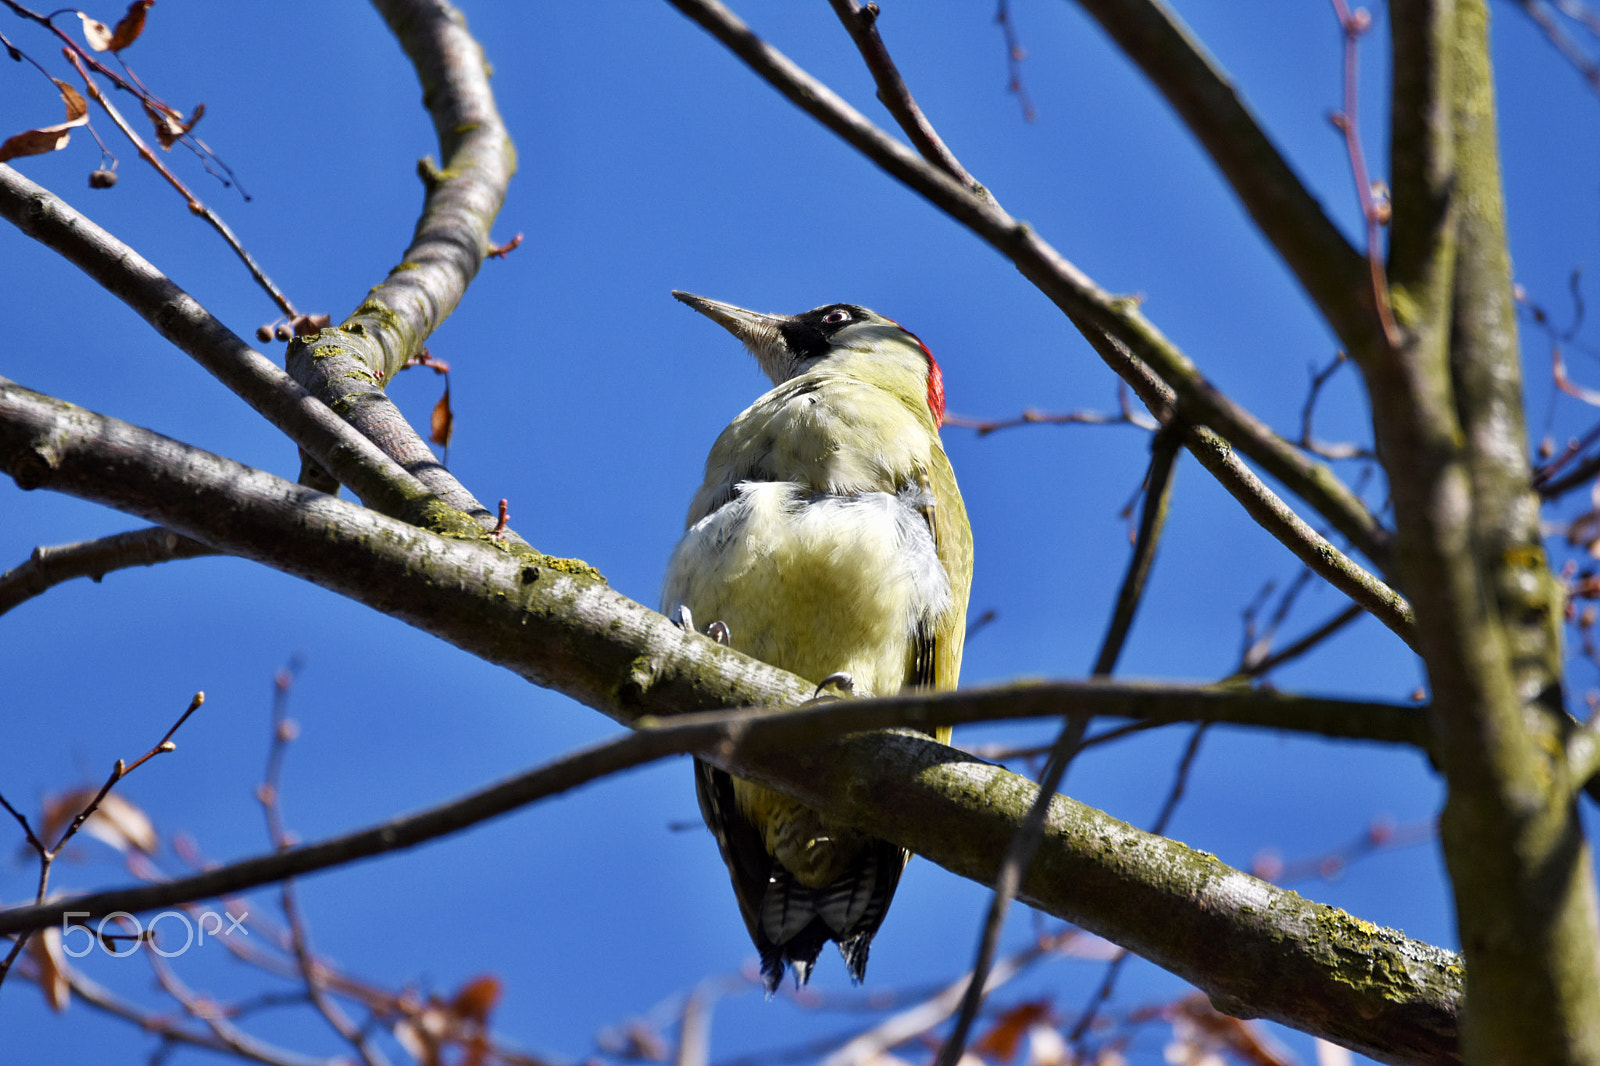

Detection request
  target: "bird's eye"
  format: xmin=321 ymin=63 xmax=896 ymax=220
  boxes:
xmin=823 ymin=308 xmax=852 ymax=325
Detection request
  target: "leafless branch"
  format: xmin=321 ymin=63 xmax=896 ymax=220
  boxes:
xmin=0 ymin=526 xmax=217 ymax=617
xmin=0 ymin=691 xmax=203 ymax=987
xmin=825 ymin=0 xmax=982 ymax=190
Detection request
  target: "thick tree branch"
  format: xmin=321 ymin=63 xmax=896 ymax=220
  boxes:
xmin=666 ymin=0 xmax=1394 ymax=573
xmin=1379 ymin=3 xmax=1600 ymax=1063
xmin=0 ymin=164 xmax=428 ymax=519
xmin=0 ymin=681 xmax=1424 ymax=939
xmin=286 ymin=0 xmax=517 ymax=531
xmin=0 ymin=380 xmax=1430 ymax=749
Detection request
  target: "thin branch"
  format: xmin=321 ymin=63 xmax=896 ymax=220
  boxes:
xmin=1238 ymin=602 xmax=1367 ymax=679
xmin=258 ymin=668 xmax=391 ymax=1066
xmin=61 ymin=48 xmax=298 ymax=318
xmin=0 ymin=526 xmax=217 ymax=617
xmin=665 ymin=0 xmax=1394 ymax=571
xmin=1181 ymin=420 xmax=1414 ymax=649
xmin=994 ymin=0 xmax=1037 ymax=122
xmin=1327 ymin=0 xmax=1402 ymax=347
xmin=1299 ymin=351 xmax=1372 ymax=460
xmin=0 ymin=691 xmax=202 ymax=987
xmin=1511 ymin=0 xmax=1600 ymax=90
xmin=0 ymin=679 xmax=1433 ymax=939
xmin=823 ymin=941 xmax=1038 ymax=1066
xmin=935 ymin=710 xmax=1085 ymax=1066
xmin=825 ymin=0 xmax=981 ymax=190
xmin=49 ymin=963 xmax=333 ymax=1066
xmin=1095 ymin=426 xmax=1181 ymax=676
xmin=944 ymin=403 xmax=1159 ymax=436
xmin=1070 ymin=723 xmax=1209 ymax=1050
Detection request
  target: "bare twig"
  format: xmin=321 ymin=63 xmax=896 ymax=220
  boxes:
xmin=0 ymin=691 xmax=203 ymax=987
xmin=1069 ymin=724 xmax=1209 ymax=1050
xmin=61 ymin=49 xmax=299 ymax=318
xmin=934 ymin=712 xmax=1084 ymax=1066
xmin=0 ymin=526 xmax=217 ymax=617
xmin=256 ymin=664 xmax=391 ymax=1066
xmin=1511 ymin=0 xmax=1600 ymax=90
xmin=937 ymin=428 xmax=1180 ymax=1065
xmin=823 ymin=939 xmax=1040 ymax=1066
xmin=825 ymin=0 xmax=982 ymax=191
xmin=1299 ymin=351 xmax=1372 ymax=460
xmin=1327 ymin=0 xmax=1402 ymax=347
xmin=1253 ymin=816 xmax=1435 ymax=884
xmin=944 ymin=403 xmax=1159 ymax=436
xmin=1238 ymin=603 xmax=1367 ymax=679
xmin=994 ymin=0 xmax=1036 ymax=121
xmin=1095 ymin=426 xmax=1181 ymax=676
xmin=0 ymin=167 xmax=430 ymax=518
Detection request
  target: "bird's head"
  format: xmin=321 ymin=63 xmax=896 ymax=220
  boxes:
xmin=672 ymin=291 xmax=946 ymax=427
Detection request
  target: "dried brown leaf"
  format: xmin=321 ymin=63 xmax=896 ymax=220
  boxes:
xmin=141 ymin=97 xmax=203 ymax=149
xmin=83 ymin=791 xmax=158 ymax=854
xmin=107 ymin=0 xmax=155 ymax=51
xmin=974 ymin=1000 xmax=1053 ymax=1063
xmin=1168 ymin=995 xmax=1296 ymax=1066
xmin=0 ymin=80 xmax=90 ymax=162
xmin=40 ymin=788 xmax=157 ymax=854
xmin=27 ymin=928 xmax=71 ymax=1012
xmin=431 ymin=384 xmax=454 ymax=446
xmin=449 ymin=974 xmax=501 ymax=1025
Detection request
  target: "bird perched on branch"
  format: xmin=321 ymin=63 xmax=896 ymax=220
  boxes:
xmin=663 ymin=291 xmax=972 ymax=992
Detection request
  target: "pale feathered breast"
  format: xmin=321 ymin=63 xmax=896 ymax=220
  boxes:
xmin=661 ymin=480 xmax=951 ymax=697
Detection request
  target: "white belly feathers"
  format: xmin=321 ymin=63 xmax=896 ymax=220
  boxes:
xmin=661 ymin=479 xmax=951 ymax=698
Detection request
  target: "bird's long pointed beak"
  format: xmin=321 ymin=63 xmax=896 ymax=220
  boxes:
xmin=671 ymin=291 xmax=788 ymax=349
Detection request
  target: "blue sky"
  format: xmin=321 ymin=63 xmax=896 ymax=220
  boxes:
xmin=2 ymin=2 xmax=1597 ymax=1063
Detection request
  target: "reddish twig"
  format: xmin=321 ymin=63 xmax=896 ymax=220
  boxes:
xmin=60 ymin=47 xmax=298 ymax=318
xmin=995 ymin=0 xmax=1036 ymax=122
xmin=1327 ymin=1 xmax=1401 ymax=348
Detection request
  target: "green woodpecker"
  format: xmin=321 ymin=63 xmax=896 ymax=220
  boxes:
xmin=663 ymin=291 xmax=972 ymax=992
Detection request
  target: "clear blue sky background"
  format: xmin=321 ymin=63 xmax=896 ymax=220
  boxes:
xmin=1 ymin=2 xmax=1597 ymax=1064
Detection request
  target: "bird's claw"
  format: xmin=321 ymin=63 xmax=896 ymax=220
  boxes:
xmin=672 ymin=605 xmax=732 ymax=646
xmin=812 ymin=672 xmax=855 ymax=700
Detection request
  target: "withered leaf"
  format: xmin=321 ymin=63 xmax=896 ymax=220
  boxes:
xmin=40 ymin=787 xmax=157 ymax=854
xmin=107 ymin=0 xmax=155 ymax=51
xmin=972 ymin=1000 xmax=1053 ymax=1063
xmin=27 ymin=929 xmax=71 ymax=1012
xmin=141 ymin=98 xmax=203 ymax=149
xmin=0 ymin=80 xmax=90 ymax=163
xmin=431 ymin=384 xmax=454 ymax=447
